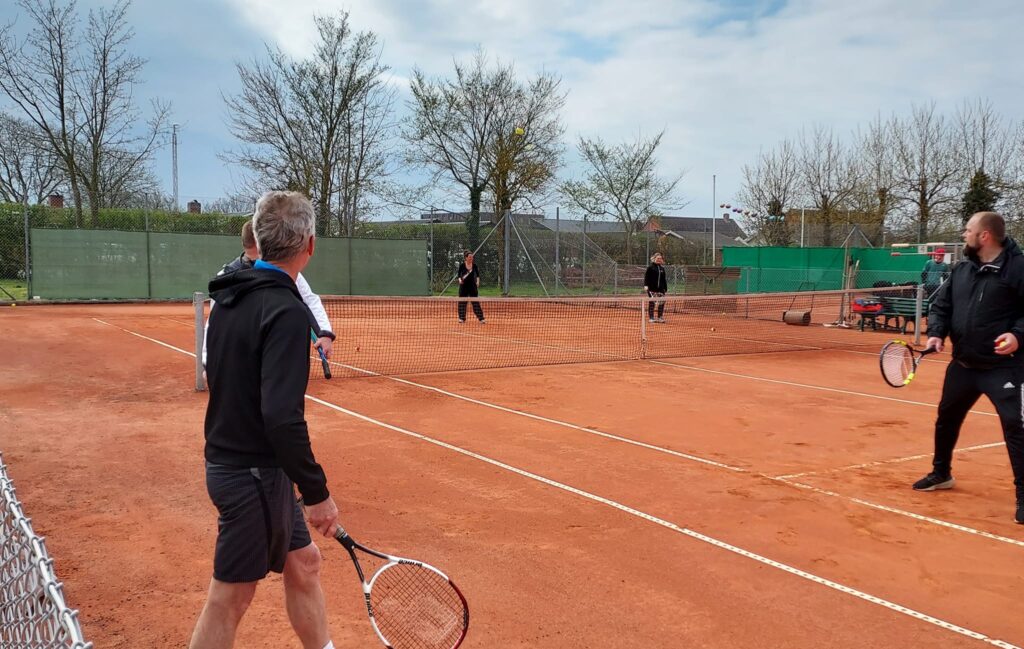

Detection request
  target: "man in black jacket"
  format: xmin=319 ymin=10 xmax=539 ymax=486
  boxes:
xmin=190 ymin=191 xmax=339 ymax=649
xmin=644 ymin=252 xmax=668 ymax=323
xmin=912 ymin=212 xmax=1024 ymax=525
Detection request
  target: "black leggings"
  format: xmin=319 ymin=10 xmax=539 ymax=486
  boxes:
xmin=932 ymin=361 xmax=1024 ymax=491
xmin=647 ymin=292 xmax=665 ymax=320
xmin=458 ymin=290 xmax=484 ymax=321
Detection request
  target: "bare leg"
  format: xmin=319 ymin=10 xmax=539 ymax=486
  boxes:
xmin=283 ymin=543 xmax=331 ymax=649
xmin=189 ymin=579 xmax=257 ymax=649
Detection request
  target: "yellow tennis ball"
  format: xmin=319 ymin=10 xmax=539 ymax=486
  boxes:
xmin=514 ymin=127 xmax=525 ymax=135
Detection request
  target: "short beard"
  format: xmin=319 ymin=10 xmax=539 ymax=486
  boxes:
xmin=964 ymin=243 xmax=978 ymax=257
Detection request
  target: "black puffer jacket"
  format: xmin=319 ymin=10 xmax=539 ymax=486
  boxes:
xmin=927 ymin=238 xmax=1024 ymax=368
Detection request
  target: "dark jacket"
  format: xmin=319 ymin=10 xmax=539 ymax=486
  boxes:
xmin=644 ymin=263 xmax=668 ymax=293
xmin=204 ymin=267 xmax=329 ymax=504
xmin=457 ymin=262 xmax=480 ymax=297
xmin=927 ymin=238 xmax=1024 ymax=369
xmin=221 ymin=252 xmax=253 ymax=275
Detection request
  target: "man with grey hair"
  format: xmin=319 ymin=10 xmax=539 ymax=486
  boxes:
xmin=191 ymin=191 xmax=340 ymax=649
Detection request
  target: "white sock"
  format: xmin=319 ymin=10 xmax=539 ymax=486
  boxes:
xmin=322 ymin=642 xmax=335 ymax=649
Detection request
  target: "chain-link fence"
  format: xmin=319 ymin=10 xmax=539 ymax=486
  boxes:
xmin=1 ymin=454 xmax=92 ymax=648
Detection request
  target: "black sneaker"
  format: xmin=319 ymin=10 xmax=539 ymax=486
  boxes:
xmin=912 ymin=472 xmax=955 ymax=491
xmin=1016 ymin=501 xmax=1024 ymax=525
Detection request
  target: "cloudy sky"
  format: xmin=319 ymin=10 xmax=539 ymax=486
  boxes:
xmin=2 ymin=0 xmax=1022 ymax=220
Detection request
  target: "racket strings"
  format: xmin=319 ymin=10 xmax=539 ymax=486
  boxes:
xmin=371 ymin=563 xmax=466 ymax=649
xmin=881 ymin=345 xmax=914 ymax=384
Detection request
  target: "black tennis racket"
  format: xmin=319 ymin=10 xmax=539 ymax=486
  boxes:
xmin=879 ymin=340 xmax=936 ymax=387
xmin=310 ymin=329 xmax=332 ymax=379
xmin=333 ymin=525 xmax=469 ymax=649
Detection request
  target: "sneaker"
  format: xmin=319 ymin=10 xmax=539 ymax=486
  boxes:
xmin=458 ymin=319 xmax=465 ymax=323
xmin=656 ymin=317 xmax=666 ymax=323
xmin=479 ymin=319 xmax=487 ymax=324
xmin=1016 ymin=500 xmax=1024 ymax=524
xmin=912 ymin=472 xmax=955 ymax=491
xmin=649 ymin=318 xmax=657 ymax=324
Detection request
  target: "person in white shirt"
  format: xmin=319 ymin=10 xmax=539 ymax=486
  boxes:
xmin=203 ymin=219 xmax=334 ymax=369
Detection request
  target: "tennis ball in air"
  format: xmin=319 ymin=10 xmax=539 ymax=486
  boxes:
xmin=514 ymin=127 xmax=525 ymax=135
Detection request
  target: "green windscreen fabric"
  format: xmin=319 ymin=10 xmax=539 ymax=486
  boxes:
xmin=149 ymin=233 xmax=241 ymax=298
xmin=30 ymin=229 xmax=149 ymax=299
xmin=30 ymin=229 xmax=427 ymax=299
xmin=350 ymin=239 xmax=428 ymax=295
xmin=301 ymin=237 xmax=352 ymax=295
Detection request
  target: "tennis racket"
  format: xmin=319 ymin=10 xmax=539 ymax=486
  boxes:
xmin=310 ymin=329 xmax=332 ymax=379
xmin=333 ymin=525 xmax=469 ymax=649
xmin=879 ymin=340 xmax=936 ymax=387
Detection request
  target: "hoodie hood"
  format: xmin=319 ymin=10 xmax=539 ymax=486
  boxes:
xmin=209 ymin=268 xmax=299 ymax=308
xmin=964 ymin=236 xmax=1022 ymax=267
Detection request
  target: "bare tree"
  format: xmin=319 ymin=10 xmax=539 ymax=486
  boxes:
xmin=406 ymin=50 xmax=564 ymax=248
xmin=0 ymin=0 xmax=84 ymax=222
xmin=560 ymin=130 xmax=685 ymax=263
xmin=334 ymin=76 xmax=399 ymax=235
xmin=0 ymin=111 xmax=62 ymax=202
xmin=738 ymin=139 xmax=798 ymax=245
xmin=850 ymin=114 xmax=899 ymax=244
xmin=798 ymin=125 xmax=860 ymax=246
xmin=891 ymin=103 xmax=965 ymax=241
xmin=0 ymin=0 xmax=168 ymax=223
xmin=74 ymin=1 xmax=169 ymax=219
xmin=224 ymin=12 xmax=385 ymax=235
xmin=955 ymin=99 xmax=1015 ymax=186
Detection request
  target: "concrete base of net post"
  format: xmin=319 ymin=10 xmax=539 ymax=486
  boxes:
xmin=194 ymin=291 xmax=206 ymax=391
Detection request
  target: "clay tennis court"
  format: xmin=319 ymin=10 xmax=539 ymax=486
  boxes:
xmin=1 ymin=300 xmax=1022 ymax=648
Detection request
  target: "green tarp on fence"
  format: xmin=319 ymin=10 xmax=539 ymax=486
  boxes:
xmin=722 ymin=246 xmax=933 ymax=293
xmin=30 ymin=229 xmax=428 ymax=299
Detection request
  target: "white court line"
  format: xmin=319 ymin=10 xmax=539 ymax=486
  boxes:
xmin=775 ymin=442 xmax=1008 ymax=480
xmin=98 ymin=320 xmax=1022 ymax=647
xmin=305 ymin=393 xmax=1019 ymax=649
xmin=303 ymin=388 xmax=1015 ymax=646
xmin=650 ymin=359 xmax=998 ymax=417
xmin=97 ymin=317 xmax=1020 ymax=548
xmin=326 ymin=360 xmax=1024 ymax=549
xmin=93 ymin=318 xmax=197 ymax=357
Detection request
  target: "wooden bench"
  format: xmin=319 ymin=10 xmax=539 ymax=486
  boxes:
xmin=858 ymin=296 xmax=930 ymax=334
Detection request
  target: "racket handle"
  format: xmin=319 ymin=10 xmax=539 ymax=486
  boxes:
xmin=333 ymin=525 xmax=357 ymax=550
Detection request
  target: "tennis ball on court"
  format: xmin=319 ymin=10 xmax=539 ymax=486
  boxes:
xmin=710 ymin=327 xmax=715 ymax=332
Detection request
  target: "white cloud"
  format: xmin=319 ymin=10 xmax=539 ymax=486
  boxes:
xmin=182 ymin=0 xmax=1024 ymax=211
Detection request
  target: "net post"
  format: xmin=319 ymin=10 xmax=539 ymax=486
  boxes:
xmin=194 ymin=291 xmax=206 ymax=391
xmin=914 ymin=283 xmax=924 ymax=346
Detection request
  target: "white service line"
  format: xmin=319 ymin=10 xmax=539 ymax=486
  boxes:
xmin=101 ymin=320 xmax=1023 ymax=647
xmin=93 ymin=318 xmax=197 ymax=357
xmin=650 ymin=359 xmax=998 ymax=417
xmin=305 ymin=393 xmax=1020 ymax=649
xmin=334 ymin=362 xmax=1024 ymax=549
xmin=774 ymin=441 xmax=1008 ymax=480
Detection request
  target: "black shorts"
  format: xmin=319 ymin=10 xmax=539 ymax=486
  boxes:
xmin=205 ymin=462 xmax=312 ymax=583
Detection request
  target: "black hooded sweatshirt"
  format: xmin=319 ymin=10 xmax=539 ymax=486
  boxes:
xmin=927 ymin=237 xmax=1024 ymax=369
xmin=204 ymin=267 xmax=329 ymax=505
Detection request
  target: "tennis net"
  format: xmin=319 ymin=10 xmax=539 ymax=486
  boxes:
xmin=239 ymin=287 xmax=911 ymax=379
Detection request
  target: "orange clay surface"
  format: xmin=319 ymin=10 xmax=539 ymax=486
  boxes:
xmin=1 ymin=303 xmax=1022 ymax=648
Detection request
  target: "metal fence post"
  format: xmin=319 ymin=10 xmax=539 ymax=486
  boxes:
xmin=194 ymin=292 xmax=206 ymax=391
xmin=23 ymin=197 xmax=31 ymax=299
xmin=914 ymin=283 xmax=924 ymax=346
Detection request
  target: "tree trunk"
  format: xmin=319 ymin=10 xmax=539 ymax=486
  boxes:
xmin=467 ymin=187 xmax=482 ymax=250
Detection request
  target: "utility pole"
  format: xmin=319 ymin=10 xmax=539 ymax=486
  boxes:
xmin=172 ymin=123 xmax=180 ymax=210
